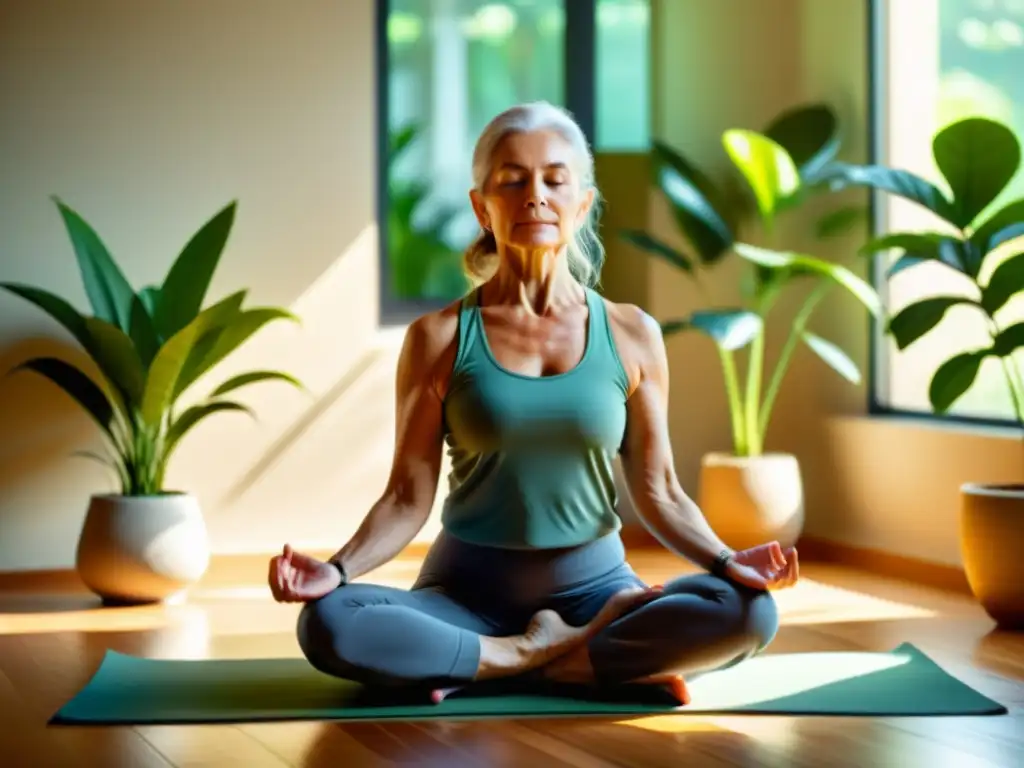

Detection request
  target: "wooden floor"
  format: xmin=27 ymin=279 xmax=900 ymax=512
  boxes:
xmin=1 ymin=550 xmax=1022 ymax=768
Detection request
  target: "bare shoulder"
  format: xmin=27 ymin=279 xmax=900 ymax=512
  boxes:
xmin=399 ymin=296 xmax=464 ymax=398
xmin=602 ymin=299 xmax=668 ymax=391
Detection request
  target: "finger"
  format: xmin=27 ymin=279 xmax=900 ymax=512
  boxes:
xmin=279 ymin=560 xmax=298 ymax=601
xmin=267 ymin=557 xmax=282 ymax=601
xmin=787 ymin=549 xmax=800 ymax=586
xmin=732 ymin=568 xmax=769 ymax=592
xmin=768 ymin=542 xmax=786 ymax=571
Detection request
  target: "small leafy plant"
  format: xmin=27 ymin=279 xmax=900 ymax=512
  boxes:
xmin=624 ymin=104 xmax=882 ymax=456
xmin=1 ymin=198 xmax=304 ymax=495
xmin=819 ymin=116 xmax=1024 ymax=425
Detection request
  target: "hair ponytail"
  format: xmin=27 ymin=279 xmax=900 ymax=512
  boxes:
xmin=462 ymin=229 xmax=499 ymax=286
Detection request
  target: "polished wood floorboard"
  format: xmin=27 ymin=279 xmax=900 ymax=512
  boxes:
xmin=1 ymin=550 xmax=1021 ymax=767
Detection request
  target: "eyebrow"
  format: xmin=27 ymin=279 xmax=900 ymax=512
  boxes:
xmin=496 ymin=162 xmax=570 ymax=172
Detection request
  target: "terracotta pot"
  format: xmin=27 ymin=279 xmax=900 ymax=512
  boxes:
xmin=75 ymin=492 xmax=210 ymax=605
xmin=698 ymin=452 xmax=804 ymax=552
xmin=960 ymin=483 xmax=1024 ymax=629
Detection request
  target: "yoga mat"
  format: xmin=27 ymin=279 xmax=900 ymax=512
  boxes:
xmin=49 ymin=642 xmax=1007 ymax=725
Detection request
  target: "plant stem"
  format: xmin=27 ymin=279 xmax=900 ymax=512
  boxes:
xmin=758 ymin=281 xmax=831 ymax=438
xmin=744 ymin=333 xmax=765 ymax=455
xmin=986 ymin=317 xmax=1024 ymax=432
xmin=999 ymin=357 xmax=1024 ymax=429
xmin=718 ymin=346 xmax=748 ymax=456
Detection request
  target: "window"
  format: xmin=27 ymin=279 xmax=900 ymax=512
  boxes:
xmin=378 ymin=0 xmax=650 ymax=316
xmin=870 ymin=0 xmax=1024 ymax=424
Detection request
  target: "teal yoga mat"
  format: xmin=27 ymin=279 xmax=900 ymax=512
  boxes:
xmin=49 ymin=642 xmax=1006 ymax=725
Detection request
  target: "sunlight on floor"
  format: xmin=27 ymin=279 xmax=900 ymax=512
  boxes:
xmin=616 ymin=652 xmax=911 ymax=734
xmin=774 ymin=579 xmax=939 ymax=625
xmin=0 ymin=575 xmax=939 ymax=637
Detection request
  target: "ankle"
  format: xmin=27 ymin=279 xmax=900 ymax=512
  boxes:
xmin=475 ymin=634 xmax=533 ymax=680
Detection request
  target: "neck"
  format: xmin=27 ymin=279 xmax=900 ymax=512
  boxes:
xmin=485 ymin=245 xmax=583 ymax=314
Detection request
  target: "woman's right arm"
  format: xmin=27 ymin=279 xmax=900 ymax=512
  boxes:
xmin=325 ymin=309 xmax=455 ymax=582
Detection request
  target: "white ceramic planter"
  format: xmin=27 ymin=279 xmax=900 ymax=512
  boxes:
xmin=698 ymin=452 xmax=804 ymax=552
xmin=75 ymin=492 xmax=211 ymax=605
xmin=961 ymin=482 xmax=1024 ymax=629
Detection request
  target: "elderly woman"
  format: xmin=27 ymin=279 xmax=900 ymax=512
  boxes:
xmin=269 ymin=101 xmax=796 ymax=704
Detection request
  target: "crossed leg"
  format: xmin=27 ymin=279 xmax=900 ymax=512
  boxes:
xmin=542 ymin=571 xmax=780 ymax=689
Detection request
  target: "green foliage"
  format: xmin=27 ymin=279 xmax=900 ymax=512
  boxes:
xmin=387 ymin=124 xmax=469 ymax=300
xmin=2 ymin=198 xmax=305 ymax=496
xmin=820 ymin=117 xmax=1024 ymax=422
xmin=622 ymin=103 xmax=880 ymax=456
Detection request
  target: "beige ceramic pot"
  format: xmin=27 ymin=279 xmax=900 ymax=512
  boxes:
xmin=698 ymin=452 xmax=804 ymax=552
xmin=75 ymin=492 xmax=210 ymax=605
xmin=960 ymin=483 xmax=1024 ymax=629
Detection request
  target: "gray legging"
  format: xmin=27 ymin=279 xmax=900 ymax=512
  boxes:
xmin=296 ymin=530 xmax=779 ymax=688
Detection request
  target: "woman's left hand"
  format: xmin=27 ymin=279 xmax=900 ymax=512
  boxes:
xmin=723 ymin=541 xmax=799 ymax=591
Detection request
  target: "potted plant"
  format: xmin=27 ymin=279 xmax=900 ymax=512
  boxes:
xmin=820 ymin=116 xmax=1024 ymax=628
xmin=623 ymin=103 xmax=883 ymax=551
xmin=1 ymin=198 xmax=304 ymax=605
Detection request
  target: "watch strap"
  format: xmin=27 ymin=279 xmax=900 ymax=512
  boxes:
xmin=328 ymin=558 xmax=348 ymax=586
xmin=710 ymin=549 xmax=734 ymax=578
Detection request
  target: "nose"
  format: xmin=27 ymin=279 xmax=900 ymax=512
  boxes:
xmin=525 ymin=175 xmax=549 ymax=208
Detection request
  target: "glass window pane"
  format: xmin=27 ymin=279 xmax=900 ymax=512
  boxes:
xmin=595 ymin=0 xmax=650 ymax=151
xmin=878 ymin=0 xmax=1024 ymax=422
xmin=386 ymin=0 xmax=566 ymax=302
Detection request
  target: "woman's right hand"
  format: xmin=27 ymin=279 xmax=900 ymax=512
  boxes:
xmin=268 ymin=544 xmax=343 ymax=602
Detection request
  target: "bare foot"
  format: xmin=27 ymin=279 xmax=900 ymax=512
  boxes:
xmin=541 ymin=585 xmax=673 ymax=687
xmin=584 ymin=585 xmax=662 ymax=637
xmin=472 ymin=586 xmax=661 ymax=683
xmin=633 ymin=672 xmax=691 ymax=706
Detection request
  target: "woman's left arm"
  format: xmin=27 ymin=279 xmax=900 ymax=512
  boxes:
xmin=615 ymin=308 xmax=734 ymax=572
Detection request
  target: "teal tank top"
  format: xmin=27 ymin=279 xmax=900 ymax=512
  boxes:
xmin=440 ymin=287 xmax=630 ymax=549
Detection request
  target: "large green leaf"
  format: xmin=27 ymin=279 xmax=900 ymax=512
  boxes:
xmin=992 ymin=321 xmax=1024 ymax=357
xmin=388 ymin=122 xmax=419 ymax=164
xmin=814 ymin=205 xmax=867 ymax=240
xmin=762 ymin=103 xmax=840 ymax=180
xmin=815 ymin=162 xmax=959 ymax=224
xmin=660 ymin=319 xmax=690 ymax=337
xmin=171 ymin=307 xmax=300 ymax=399
xmin=801 ymin=331 xmax=861 ymax=383
xmin=9 ymin=357 xmax=116 ymax=439
xmin=138 ymin=285 xmax=161 ymax=319
xmin=139 ymin=290 xmax=247 ymax=426
xmin=155 ymin=202 xmax=237 ymax=339
xmin=210 ymin=370 xmax=304 ymax=397
xmin=651 ymin=141 xmax=734 ymax=264
xmin=722 ymin=130 xmax=800 ymax=228
xmin=128 ymin=292 xmax=160 ymax=368
xmin=970 ymin=198 xmax=1024 ymax=255
xmin=52 ymin=197 xmax=136 ymax=331
xmin=83 ymin=318 xmax=146 ymax=409
xmin=672 ymin=309 xmax=763 ymax=350
xmin=733 ymin=243 xmax=884 ymax=316
xmin=932 ymin=117 xmax=1021 ymax=228
xmin=619 ymin=230 xmax=693 ymax=274
xmin=887 ymin=297 xmax=977 ymax=350
xmin=164 ymin=400 xmax=255 ymax=459
xmin=859 ymin=232 xmax=970 ymax=277
xmin=981 ymin=251 xmax=1024 ymax=315
xmin=0 ymin=283 xmax=91 ymax=349
xmin=929 ymin=351 xmax=984 ymax=413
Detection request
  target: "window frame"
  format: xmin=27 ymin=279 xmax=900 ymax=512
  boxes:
xmin=374 ymin=0 xmax=598 ymax=326
xmin=865 ymin=0 xmax=1020 ymax=430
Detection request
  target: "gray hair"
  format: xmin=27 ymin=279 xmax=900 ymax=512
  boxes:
xmin=463 ymin=101 xmax=604 ymax=287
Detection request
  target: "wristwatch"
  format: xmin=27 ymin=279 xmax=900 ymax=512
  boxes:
xmin=328 ymin=558 xmax=349 ymax=586
xmin=710 ymin=549 xmax=734 ymax=578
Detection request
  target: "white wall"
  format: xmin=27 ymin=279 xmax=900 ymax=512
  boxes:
xmin=0 ymin=0 xmax=379 ymax=569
